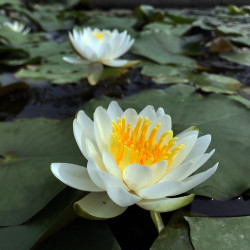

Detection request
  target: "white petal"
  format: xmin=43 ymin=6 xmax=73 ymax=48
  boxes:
xmin=137 ymin=194 xmax=195 ymax=212
xmin=94 ymin=106 xmax=112 ymax=152
xmin=76 ymin=110 xmax=95 ymax=142
xmin=74 ymin=192 xmax=127 ymax=219
xmin=107 ymin=101 xmax=123 ymax=121
xmin=73 ymin=119 xmax=86 ymax=157
xmin=139 ymin=105 xmax=157 ymax=121
xmin=83 ymin=138 xmax=106 ymax=171
xmin=184 ymin=134 xmax=211 ymax=162
xmin=148 ymin=115 xmax=172 ymax=142
xmin=175 ymin=126 xmax=199 ymax=140
xmin=123 ymin=164 xmax=153 ymax=191
xmin=51 ymin=163 xmax=102 ymax=192
xmin=165 ymin=149 xmax=215 ymax=182
xmin=87 ymin=158 xmax=127 ymax=191
xmin=107 ymin=188 xmax=141 ymax=207
xmin=150 ymin=160 xmax=168 ymax=184
xmin=63 ymin=56 xmax=89 ymax=64
xmin=138 ymin=164 xmax=218 ymax=199
xmin=122 ymin=108 xmax=138 ymax=129
xmin=102 ymin=59 xmax=139 ymax=67
xmin=166 ymin=133 xmax=198 ymax=173
xmin=102 ymin=150 xmax=122 ymax=180
xmin=156 ymin=107 xmax=165 ymax=117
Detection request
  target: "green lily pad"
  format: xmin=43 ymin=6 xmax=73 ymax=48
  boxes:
xmin=0 ymin=188 xmax=82 ymax=250
xmin=230 ymin=36 xmax=250 ymax=47
xmin=220 ymin=50 xmax=250 ymax=66
xmin=188 ymin=72 xmax=242 ymax=94
xmin=151 ymin=210 xmax=250 ymax=250
xmin=131 ymin=31 xmax=198 ymax=66
xmin=0 ymin=118 xmax=84 ymax=226
xmin=144 ymin=23 xmax=192 ymax=36
xmin=83 ymin=84 xmax=250 ymax=199
xmin=185 ymin=216 xmax=250 ymax=250
xmin=0 ymin=26 xmax=29 ymax=45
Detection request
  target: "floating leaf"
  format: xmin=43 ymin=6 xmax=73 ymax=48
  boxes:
xmin=144 ymin=22 xmax=192 ymax=36
xmin=185 ymin=216 xmax=250 ymax=250
xmin=131 ymin=31 xmax=198 ymax=66
xmin=188 ymin=72 xmax=242 ymax=94
xmin=220 ymin=50 xmax=250 ymax=66
xmin=83 ymin=84 xmax=250 ymax=199
xmin=0 ymin=118 xmax=84 ymax=226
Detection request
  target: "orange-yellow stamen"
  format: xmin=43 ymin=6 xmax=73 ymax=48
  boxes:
xmin=109 ymin=116 xmax=183 ymax=171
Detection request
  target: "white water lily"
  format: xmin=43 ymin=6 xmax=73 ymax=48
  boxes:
xmin=3 ymin=21 xmax=30 ymax=34
xmin=51 ymin=101 xmax=218 ymax=219
xmin=63 ymin=27 xmax=139 ymax=85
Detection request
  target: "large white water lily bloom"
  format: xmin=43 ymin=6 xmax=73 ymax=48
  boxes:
xmin=3 ymin=21 xmax=30 ymax=34
xmin=51 ymin=101 xmax=218 ymax=219
xmin=63 ymin=27 xmax=139 ymax=85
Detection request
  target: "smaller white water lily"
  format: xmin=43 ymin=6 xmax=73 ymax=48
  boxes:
xmin=63 ymin=27 xmax=139 ymax=85
xmin=3 ymin=21 xmax=30 ymax=34
xmin=51 ymin=102 xmax=218 ymax=220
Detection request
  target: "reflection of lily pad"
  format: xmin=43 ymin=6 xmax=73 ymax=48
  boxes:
xmin=0 ymin=118 xmax=84 ymax=226
xmin=83 ymin=84 xmax=250 ymax=199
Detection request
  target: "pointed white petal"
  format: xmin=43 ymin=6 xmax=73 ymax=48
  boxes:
xmin=166 ymin=133 xmax=198 ymax=173
xmin=148 ymin=115 xmax=172 ymax=142
xmin=83 ymin=138 xmax=106 ymax=171
xmin=73 ymin=119 xmax=86 ymax=157
xmin=63 ymin=56 xmax=89 ymax=64
xmin=184 ymin=134 xmax=211 ymax=162
xmin=166 ymin=149 xmax=215 ymax=182
xmin=94 ymin=106 xmax=112 ymax=152
xmin=102 ymin=59 xmax=139 ymax=67
xmin=102 ymin=150 xmax=122 ymax=180
xmin=76 ymin=110 xmax=95 ymax=142
xmin=150 ymin=160 xmax=168 ymax=184
xmin=123 ymin=164 xmax=153 ymax=191
xmin=138 ymin=163 xmax=218 ymax=199
xmin=121 ymin=108 xmax=138 ymax=130
xmin=74 ymin=192 xmax=127 ymax=219
xmin=87 ymin=158 xmax=127 ymax=191
xmin=156 ymin=107 xmax=165 ymax=117
xmin=51 ymin=163 xmax=102 ymax=192
xmin=137 ymin=194 xmax=195 ymax=212
xmin=107 ymin=188 xmax=141 ymax=207
xmin=139 ymin=105 xmax=157 ymax=121
xmin=107 ymin=101 xmax=123 ymax=121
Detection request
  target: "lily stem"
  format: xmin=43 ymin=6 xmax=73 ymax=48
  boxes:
xmin=150 ymin=211 xmax=165 ymax=234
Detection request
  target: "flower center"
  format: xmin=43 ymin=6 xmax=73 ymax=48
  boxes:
xmin=108 ymin=116 xmax=183 ymax=171
xmin=93 ymin=32 xmax=103 ymax=41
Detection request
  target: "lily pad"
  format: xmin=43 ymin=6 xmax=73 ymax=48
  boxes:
xmin=185 ymin=216 xmax=250 ymax=250
xmin=220 ymin=50 xmax=250 ymax=66
xmin=83 ymin=84 xmax=250 ymax=200
xmin=0 ymin=118 xmax=84 ymax=226
xmin=131 ymin=31 xmax=198 ymax=66
xmin=144 ymin=23 xmax=192 ymax=36
xmin=188 ymin=72 xmax=242 ymax=94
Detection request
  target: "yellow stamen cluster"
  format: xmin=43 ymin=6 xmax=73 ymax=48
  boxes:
xmin=93 ymin=32 xmax=103 ymax=40
xmin=109 ymin=116 xmax=183 ymax=171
